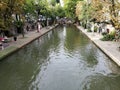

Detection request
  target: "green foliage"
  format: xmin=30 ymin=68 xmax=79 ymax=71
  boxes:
xmin=24 ymin=2 xmax=35 ymax=15
xmin=55 ymin=5 xmax=65 ymax=17
xmin=49 ymin=0 xmax=57 ymax=6
xmin=0 ymin=19 xmax=5 ymax=30
xmin=76 ymin=1 xmax=93 ymax=25
xmin=87 ymin=29 xmax=92 ymax=32
xmin=79 ymin=2 xmax=87 ymax=20
xmin=0 ymin=16 xmax=13 ymax=31
xmin=0 ymin=0 xmax=66 ymax=32
xmin=0 ymin=0 xmax=25 ymax=31
xmin=109 ymin=30 xmax=116 ymax=36
xmin=94 ymin=26 xmax=98 ymax=32
xmin=101 ymin=34 xmax=115 ymax=41
xmin=64 ymin=0 xmax=77 ymax=19
xmin=102 ymin=32 xmax=107 ymax=36
xmin=101 ymin=28 xmax=116 ymax=41
xmin=15 ymin=20 xmax=24 ymax=28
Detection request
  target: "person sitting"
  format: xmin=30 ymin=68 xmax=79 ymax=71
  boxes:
xmin=0 ymin=37 xmax=4 ymax=42
xmin=1 ymin=36 xmax=12 ymax=43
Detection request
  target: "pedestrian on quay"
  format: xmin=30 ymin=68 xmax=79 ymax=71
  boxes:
xmin=13 ymin=35 xmax=17 ymax=41
xmin=91 ymin=23 xmax=94 ymax=32
xmin=37 ymin=22 xmax=42 ymax=33
xmin=98 ymin=24 xmax=102 ymax=33
xmin=26 ymin=25 xmax=30 ymax=32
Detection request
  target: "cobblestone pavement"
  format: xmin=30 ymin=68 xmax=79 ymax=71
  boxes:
xmin=77 ymin=26 xmax=120 ymax=66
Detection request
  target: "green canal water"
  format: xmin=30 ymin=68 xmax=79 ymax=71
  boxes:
xmin=0 ymin=25 xmax=120 ymax=90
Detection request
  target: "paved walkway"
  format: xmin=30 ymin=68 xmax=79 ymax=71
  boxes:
xmin=0 ymin=25 xmax=58 ymax=60
xmin=77 ymin=26 xmax=120 ymax=66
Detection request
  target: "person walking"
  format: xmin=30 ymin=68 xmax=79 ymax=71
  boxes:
xmin=26 ymin=25 xmax=30 ymax=32
xmin=13 ymin=35 xmax=17 ymax=41
xmin=91 ymin=23 xmax=94 ymax=32
xmin=37 ymin=22 xmax=41 ymax=33
xmin=98 ymin=24 xmax=102 ymax=33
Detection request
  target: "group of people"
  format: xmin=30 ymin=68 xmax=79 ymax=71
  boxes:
xmin=90 ymin=23 xmax=112 ymax=34
xmin=26 ymin=21 xmax=42 ymax=33
xmin=0 ymin=36 xmax=8 ymax=50
xmin=90 ymin=22 xmax=120 ymax=42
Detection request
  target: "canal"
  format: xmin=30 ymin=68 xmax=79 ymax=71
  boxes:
xmin=0 ymin=25 xmax=120 ymax=90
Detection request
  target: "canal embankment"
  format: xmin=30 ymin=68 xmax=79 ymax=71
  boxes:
xmin=76 ymin=25 xmax=120 ymax=66
xmin=0 ymin=24 xmax=58 ymax=60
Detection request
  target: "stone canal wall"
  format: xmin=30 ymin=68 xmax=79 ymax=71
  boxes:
xmin=76 ymin=26 xmax=120 ymax=66
xmin=0 ymin=25 xmax=58 ymax=60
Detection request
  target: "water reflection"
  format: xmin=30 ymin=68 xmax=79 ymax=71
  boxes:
xmin=82 ymin=73 xmax=120 ymax=90
xmin=0 ymin=25 xmax=120 ymax=90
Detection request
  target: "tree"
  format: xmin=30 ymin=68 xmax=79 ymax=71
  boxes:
xmin=0 ymin=0 xmax=25 ymax=32
xmin=64 ymin=0 xmax=77 ymax=19
xmin=0 ymin=1 xmax=8 ymax=30
xmin=109 ymin=0 xmax=120 ymax=30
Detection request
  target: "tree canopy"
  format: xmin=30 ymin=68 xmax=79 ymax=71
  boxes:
xmin=1 ymin=0 xmax=120 ymax=32
xmin=75 ymin=0 xmax=120 ymax=30
xmin=0 ymin=0 xmax=65 ymax=31
xmin=0 ymin=0 xmax=25 ymax=31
